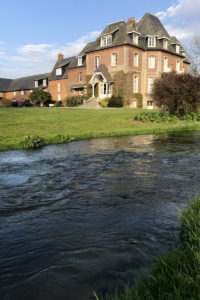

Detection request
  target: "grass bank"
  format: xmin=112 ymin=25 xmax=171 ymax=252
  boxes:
xmin=97 ymin=195 xmax=200 ymax=300
xmin=1 ymin=107 xmax=200 ymax=151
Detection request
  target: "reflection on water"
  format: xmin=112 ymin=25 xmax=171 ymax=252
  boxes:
xmin=0 ymin=132 xmax=200 ymax=300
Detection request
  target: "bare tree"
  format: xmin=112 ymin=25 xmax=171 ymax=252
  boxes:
xmin=187 ymin=36 xmax=200 ymax=76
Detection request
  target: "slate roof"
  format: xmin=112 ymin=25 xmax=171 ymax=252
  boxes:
xmin=70 ymin=83 xmax=86 ymax=89
xmin=95 ymin=64 xmax=114 ymax=82
xmin=137 ymin=13 xmax=170 ymax=38
xmin=170 ymin=36 xmax=181 ymax=44
xmin=0 ymin=73 xmax=49 ymax=92
xmin=78 ymin=12 xmax=185 ymax=59
xmin=0 ymin=78 xmax=12 ymax=92
xmin=49 ymin=56 xmax=81 ymax=81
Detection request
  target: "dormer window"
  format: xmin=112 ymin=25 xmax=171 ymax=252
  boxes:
xmin=182 ymin=51 xmax=186 ymax=57
xmin=78 ymin=56 xmax=83 ymax=66
xmin=163 ymin=40 xmax=168 ymax=49
xmin=148 ymin=37 xmax=156 ymax=47
xmin=56 ymin=68 xmax=62 ymax=76
xmin=133 ymin=33 xmax=139 ymax=45
xmin=176 ymin=45 xmax=180 ymax=53
xmin=43 ymin=79 xmax=47 ymax=87
xmin=101 ymin=35 xmax=112 ymax=47
xmin=35 ymin=81 xmax=38 ymax=88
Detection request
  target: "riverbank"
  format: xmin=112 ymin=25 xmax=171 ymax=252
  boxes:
xmin=98 ymin=195 xmax=200 ymax=300
xmin=1 ymin=107 xmax=200 ymax=151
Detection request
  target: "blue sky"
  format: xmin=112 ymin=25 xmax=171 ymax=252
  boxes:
xmin=0 ymin=0 xmax=199 ymax=78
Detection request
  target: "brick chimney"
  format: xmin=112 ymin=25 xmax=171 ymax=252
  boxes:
xmin=57 ymin=53 xmax=64 ymax=63
xmin=127 ymin=17 xmax=137 ymax=26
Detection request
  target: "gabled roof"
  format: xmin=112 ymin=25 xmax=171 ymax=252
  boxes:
xmin=0 ymin=73 xmax=50 ymax=92
xmin=170 ymin=36 xmax=181 ymax=45
xmin=49 ymin=56 xmax=76 ymax=81
xmin=56 ymin=56 xmax=75 ymax=68
xmin=95 ymin=64 xmax=114 ymax=82
xmin=100 ymin=20 xmax=125 ymax=36
xmin=137 ymin=12 xmax=170 ymax=38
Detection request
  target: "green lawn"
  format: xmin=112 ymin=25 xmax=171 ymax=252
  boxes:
xmin=1 ymin=107 xmax=200 ymax=151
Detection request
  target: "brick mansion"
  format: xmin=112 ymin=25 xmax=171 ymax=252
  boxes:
xmin=0 ymin=12 xmax=189 ymax=109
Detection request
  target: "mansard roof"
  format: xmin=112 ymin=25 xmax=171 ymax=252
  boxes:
xmin=78 ymin=12 xmax=184 ymax=59
xmin=137 ymin=12 xmax=170 ymax=38
xmin=0 ymin=73 xmax=49 ymax=92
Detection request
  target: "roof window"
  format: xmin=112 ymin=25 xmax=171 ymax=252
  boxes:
xmin=101 ymin=35 xmax=112 ymax=47
xmin=56 ymin=68 xmax=62 ymax=76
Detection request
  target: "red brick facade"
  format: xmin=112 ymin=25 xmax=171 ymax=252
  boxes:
xmin=1 ymin=13 xmax=190 ymax=108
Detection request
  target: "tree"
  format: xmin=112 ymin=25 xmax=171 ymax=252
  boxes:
xmin=29 ymin=89 xmax=52 ymax=106
xmin=152 ymin=72 xmax=200 ymax=115
xmin=187 ymin=36 xmax=200 ymax=76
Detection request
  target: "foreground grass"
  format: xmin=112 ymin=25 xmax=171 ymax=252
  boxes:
xmin=97 ymin=195 xmax=200 ymax=300
xmin=1 ymin=107 xmax=200 ymax=151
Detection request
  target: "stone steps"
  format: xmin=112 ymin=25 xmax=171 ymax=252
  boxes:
xmin=80 ymin=97 xmax=102 ymax=109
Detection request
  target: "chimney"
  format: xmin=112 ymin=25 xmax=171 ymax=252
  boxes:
xmin=57 ymin=53 xmax=64 ymax=63
xmin=127 ymin=17 xmax=137 ymax=26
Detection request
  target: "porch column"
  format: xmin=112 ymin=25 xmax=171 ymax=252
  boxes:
xmin=106 ymin=83 xmax=108 ymax=96
xmin=92 ymin=84 xmax=95 ymax=98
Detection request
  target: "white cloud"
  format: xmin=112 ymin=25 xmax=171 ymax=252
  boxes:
xmin=0 ymin=31 xmax=100 ymax=78
xmin=156 ymin=0 xmax=200 ymax=44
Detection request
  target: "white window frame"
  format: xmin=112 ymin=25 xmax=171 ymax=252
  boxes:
xmin=79 ymin=72 xmax=82 ymax=82
xmin=133 ymin=76 xmax=138 ymax=93
xmin=176 ymin=61 xmax=181 ymax=72
xmin=163 ymin=40 xmax=168 ymax=49
xmin=176 ymin=45 xmax=180 ymax=53
xmin=56 ymin=68 xmax=62 ymax=76
xmin=35 ymin=81 xmax=38 ymax=88
xmin=111 ymin=53 xmax=118 ymax=66
xmin=21 ymin=90 xmax=24 ymax=95
xmin=147 ymin=100 xmax=154 ymax=109
xmin=164 ymin=57 xmax=168 ymax=72
xmin=133 ymin=34 xmax=139 ymax=45
xmin=13 ymin=91 xmax=16 ymax=96
xmin=43 ymin=79 xmax=47 ymax=87
xmin=57 ymin=94 xmax=61 ymax=101
xmin=134 ymin=53 xmax=139 ymax=67
xmin=78 ymin=56 xmax=83 ymax=66
xmin=149 ymin=55 xmax=155 ymax=68
xmin=101 ymin=35 xmax=112 ymax=47
xmin=58 ymin=82 xmax=61 ymax=93
xmin=148 ymin=78 xmax=155 ymax=94
xmin=148 ymin=37 xmax=156 ymax=47
xmin=94 ymin=56 xmax=99 ymax=69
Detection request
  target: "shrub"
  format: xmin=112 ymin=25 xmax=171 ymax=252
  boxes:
xmin=179 ymin=112 xmax=200 ymax=121
xmin=134 ymin=111 xmax=178 ymax=123
xmin=54 ymin=101 xmax=63 ymax=107
xmin=23 ymin=100 xmax=33 ymax=107
xmin=29 ymin=89 xmax=52 ymax=106
xmin=66 ymin=95 xmax=89 ymax=107
xmin=108 ymin=95 xmax=123 ymax=107
xmin=152 ymin=72 xmax=200 ymax=115
xmin=133 ymin=93 xmax=143 ymax=109
xmin=99 ymin=98 xmax=109 ymax=108
xmin=21 ymin=135 xmax=45 ymax=149
xmin=0 ymin=99 xmax=12 ymax=107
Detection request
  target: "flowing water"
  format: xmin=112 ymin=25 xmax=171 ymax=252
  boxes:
xmin=0 ymin=131 xmax=200 ymax=300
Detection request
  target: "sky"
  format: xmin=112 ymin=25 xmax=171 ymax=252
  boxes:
xmin=0 ymin=0 xmax=200 ymax=78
